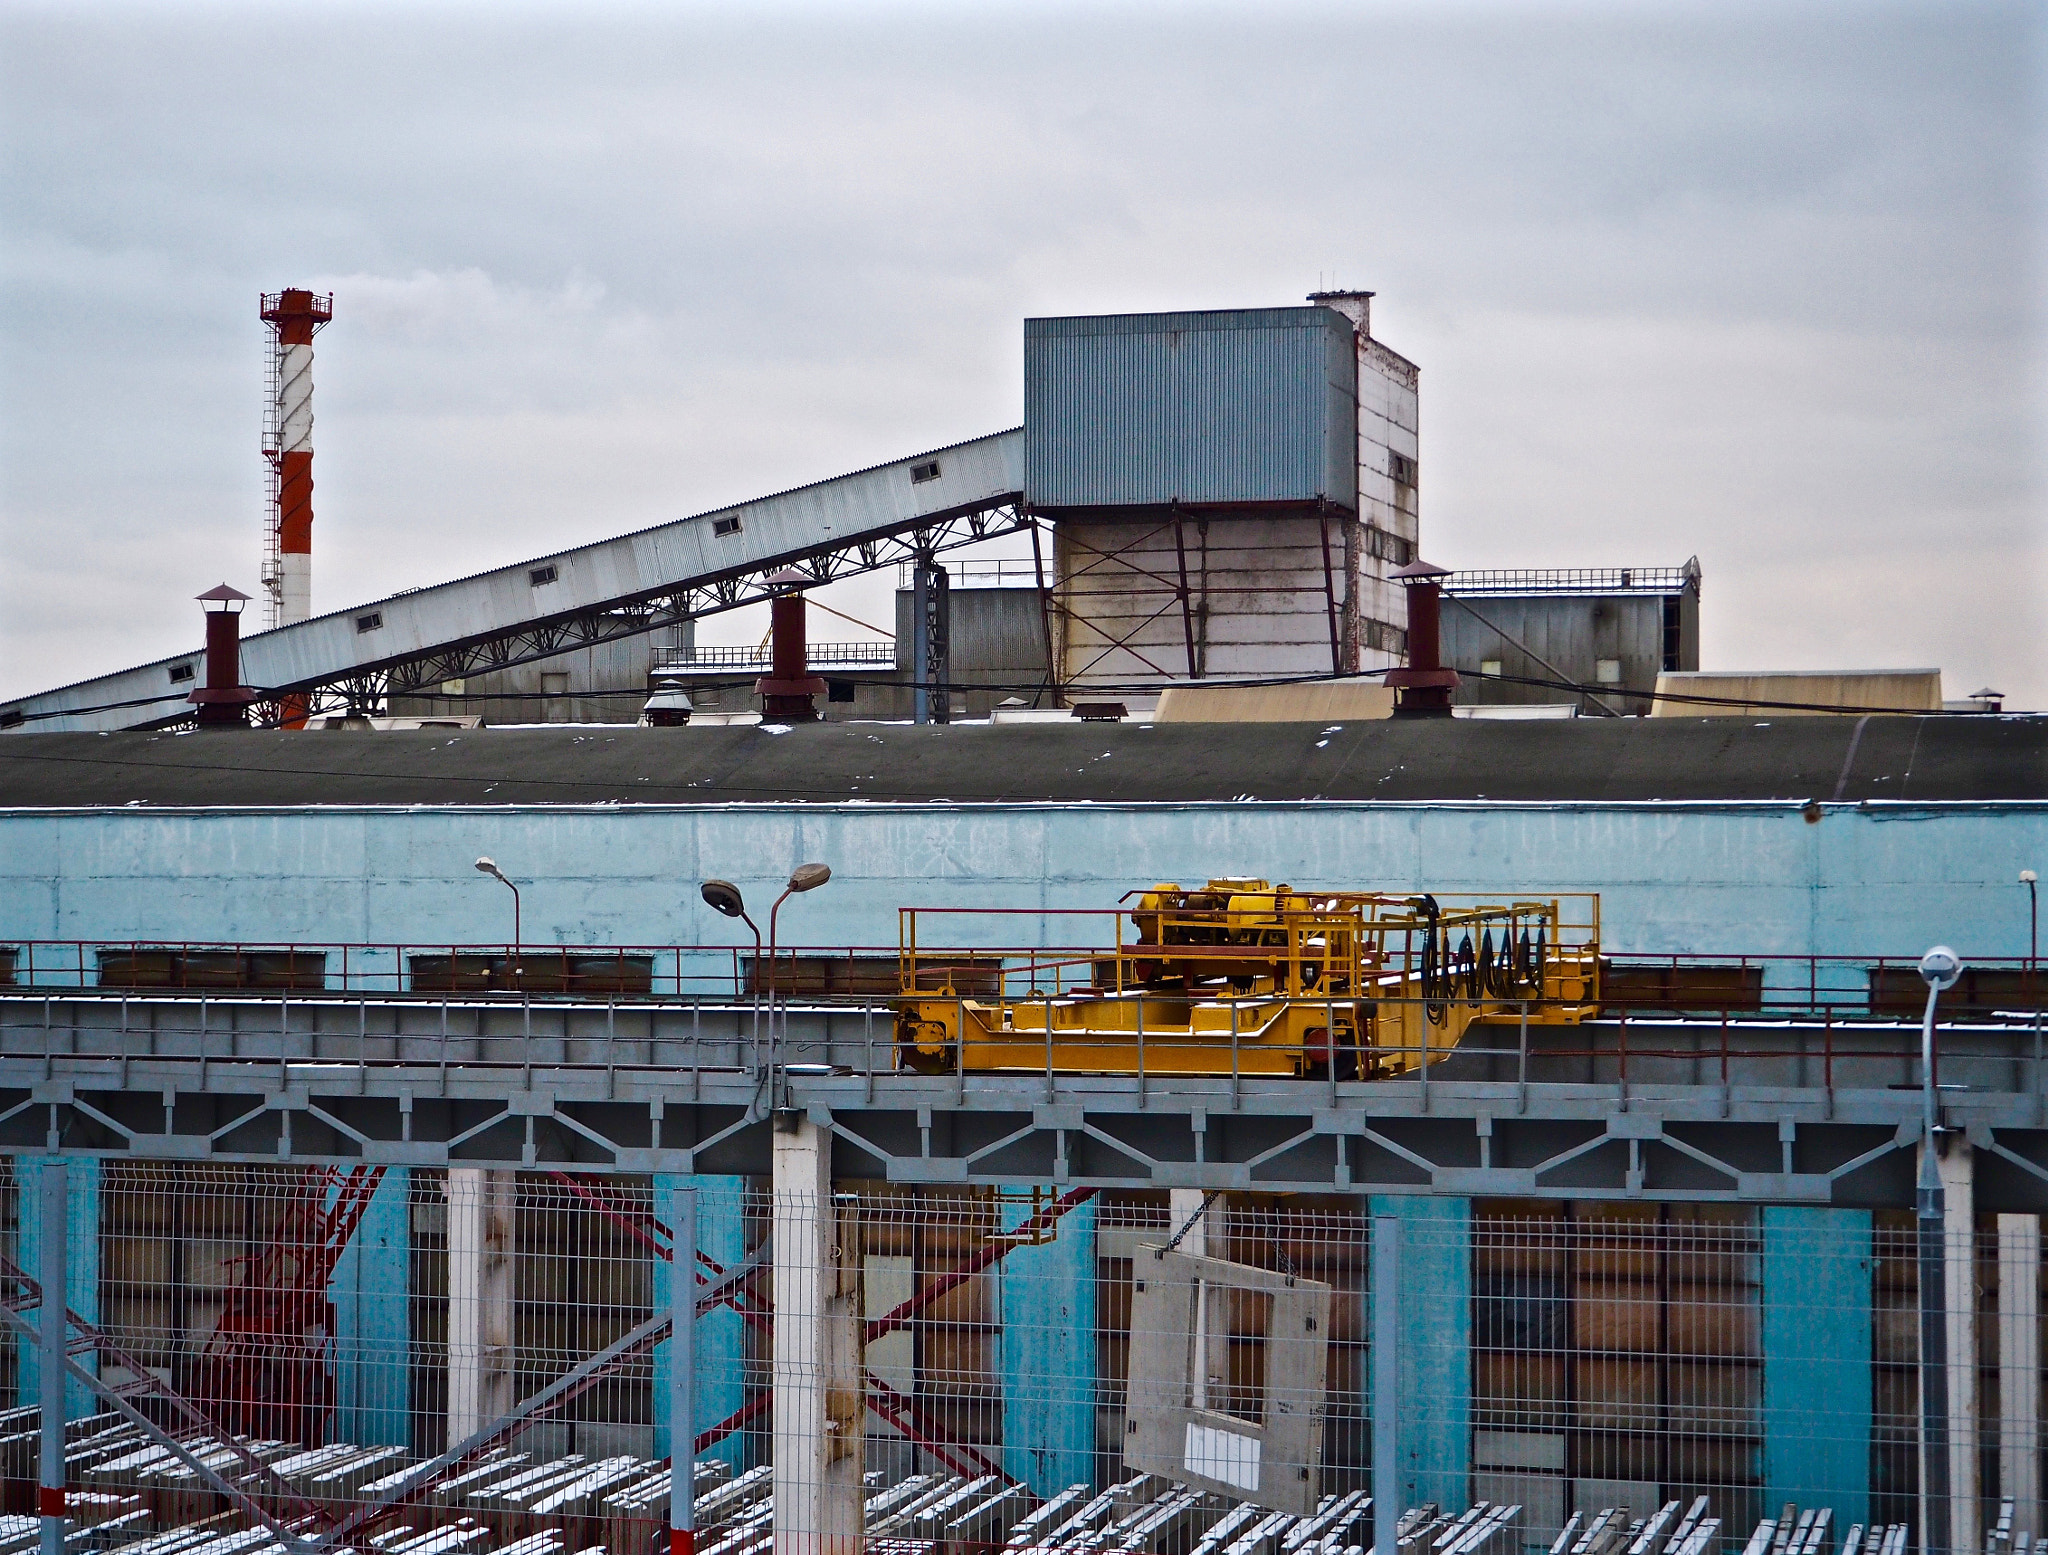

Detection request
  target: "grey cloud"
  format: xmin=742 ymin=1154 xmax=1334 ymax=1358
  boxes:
xmin=1 ymin=0 xmax=2039 ymax=703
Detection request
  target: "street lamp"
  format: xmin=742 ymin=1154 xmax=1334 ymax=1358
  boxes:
xmin=1916 ymin=943 xmax=1963 ymax=1555
xmin=476 ymin=857 xmax=521 ymax=986
xmin=2023 ymin=870 xmax=2039 ymax=984
xmin=765 ymin=863 xmax=831 ymax=1079
xmin=703 ymin=880 xmax=765 ymax=1064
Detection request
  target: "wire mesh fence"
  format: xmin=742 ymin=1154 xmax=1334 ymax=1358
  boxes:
xmin=0 ymin=1166 xmax=2030 ymax=1555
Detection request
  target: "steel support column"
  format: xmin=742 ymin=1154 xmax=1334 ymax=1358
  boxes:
xmin=331 ymin=1165 xmax=411 ymax=1449
xmin=1000 ymin=1189 xmax=1097 ymax=1498
xmin=1369 ymin=1194 xmax=1470 ymax=1515
xmin=15 ymin=1157 xmax=97 ymax=1420
xmin=655 ymin=1175 xmax=749 ymax=1472
xmin=1762 ymin=1206 xmax=1871 ymax=1529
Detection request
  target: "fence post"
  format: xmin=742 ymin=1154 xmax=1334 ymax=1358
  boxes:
xmin=669 ymin=1184 xmax=697 ymax=1555
xmin=1372 ymin=1211 xmax=1398 ymax=1555
xmin=37 ymin=1162 xmax=65 ymax=1555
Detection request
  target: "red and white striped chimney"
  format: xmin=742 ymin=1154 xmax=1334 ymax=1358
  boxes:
xmin=259 ymin=290 xmax=332 ymax=627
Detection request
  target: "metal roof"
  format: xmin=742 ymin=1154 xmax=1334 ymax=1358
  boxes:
xmin=0 ymin=715 xmax=2038 ymax=808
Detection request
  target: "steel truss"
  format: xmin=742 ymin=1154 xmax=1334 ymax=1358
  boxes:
xmin=224 ymin=498 xmax=1026 ymax=726
xmin=1 ymin=995 xmax=2045 ymax=1209
xmin=1049 ymin=506 xmax=1346 ymax=687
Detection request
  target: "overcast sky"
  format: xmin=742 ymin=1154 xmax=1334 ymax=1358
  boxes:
xmin=2 ymin=0 xmax=2042 ymax=708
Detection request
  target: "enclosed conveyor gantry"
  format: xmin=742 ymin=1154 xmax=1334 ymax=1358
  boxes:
xmin=0 ymin=429 xmax=1024 ymax=732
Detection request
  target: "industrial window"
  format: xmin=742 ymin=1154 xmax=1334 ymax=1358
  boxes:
xmin=910 ymin=460 xmax=942 ymax=484
xmin=528 ymin=565 xmax=558 ymax=587
xmin=1662 ymin=596 xmax=1683 ymax=672
xmin=1365 ymin=525 xmax=1413 ymax=566
xmin=0 ymin=710 xmax=22 ymax=729
xmin=1389 ymin=451 xmax=1418 ymax=489
xmin=1363 ymin=618 xmax=1409 ymax=656
xmin=827 ymin=679 xmax=856 ymax=703
xmin=1595 ymin=659 xmax=1623 ymax=685
xmin=355 ymin=612 xmax=383 ymax=634
xmin=1480 ymin=659 xmax=1504 ymax=679
xmin=168 ymin=663 xmax=195 ymax=684
xmin=712 ymin=515 xmax=743 ymax=537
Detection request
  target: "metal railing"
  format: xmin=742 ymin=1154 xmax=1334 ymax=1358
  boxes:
xmin=1444 ymin=565 xmax=1699 ymax=596
xmin=0 ymin=940 xmax=2040 ymax=1014
xmin=651 ymin=641 xmax=895 ymax=672
xmin=894 ymin=557 xmax=1046 ymax=589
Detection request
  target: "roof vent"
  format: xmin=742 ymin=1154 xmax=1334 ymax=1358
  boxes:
xmin=1072 ymin=701 xmax=1128 ymax=722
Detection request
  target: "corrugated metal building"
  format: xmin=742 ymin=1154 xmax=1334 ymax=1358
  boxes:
xmin=1025 ymin=298 xmax=1419 ymax=692
xmin=1441 ymin=563 xmax=1702 ymax=713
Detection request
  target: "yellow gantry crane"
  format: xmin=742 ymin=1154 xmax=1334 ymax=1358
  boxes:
xmin=895 ymin=878 xmax=1600 ymax=1077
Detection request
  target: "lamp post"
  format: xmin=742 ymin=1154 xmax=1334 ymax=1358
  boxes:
xmin=765 ymin=863 xmax=831 ymax=1087
xmin=702 ymin=881 xmax=764 ymax=1067
xmin=475 ymin=857 xmax=521 ymax=987
xmin=1917 ymin=944 xmax=1963 ymax=1555
xmin=2023 ymin=871 xmax=2039 ymax=990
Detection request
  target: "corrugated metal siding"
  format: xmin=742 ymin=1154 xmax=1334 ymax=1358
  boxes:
xmin=1025 ymin=308 xmax=1357 ymax=511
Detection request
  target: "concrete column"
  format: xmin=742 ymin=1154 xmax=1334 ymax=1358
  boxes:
xmin=771 ymin=1120 xmax=859 ymax=1555
xmin=331 ymin=1168 xmax=411 ymax=1449
xmin=1942 ymin=1144 xmax=1982 ymax=1555
xmin=1001 ymin=1192 xmax=1097 ymax=1498
xmin=1369 ymin=1194 xmax=1471 ymax=1514
xmin=1999 ymin=1215 xmax=2041 ymax=1538
xmin=1762 ymin=1207 xmax=1872 ymax=1529
xmin=446 ymin=1168 xmax=515 ymax=1448
xmin=16 ymin=1158 xmax=98 ymax=1419
xmin=654 ymin=1175 xmax=749 ymax=1471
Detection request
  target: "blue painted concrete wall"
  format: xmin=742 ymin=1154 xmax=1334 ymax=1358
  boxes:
xmin=2 ymin=802 xmax=2041 ymax=977
xmin=1370 ymin=1194 xmax=1470 ymax=1512
xmin=15 ymin=1157 xmax=99 ymax=1418
xmin=330 ymin=1167 xmax=412 ymax=1449
xmin=653 ymin=1174 xmax=749 ymax=1470
xmin=1000 ymin=1192 xmax=1097 ymax=1497
xmin=1762 ymin=1207 xmax=1872 ymax=1523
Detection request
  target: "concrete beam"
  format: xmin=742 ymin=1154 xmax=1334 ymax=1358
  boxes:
xmin=771 ymin=1119 xmax=860 ymax=1555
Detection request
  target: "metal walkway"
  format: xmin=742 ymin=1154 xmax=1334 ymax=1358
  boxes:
xmin=1 ymin=428 xmax=1024 ymax=733
xmin=2 ymin=993 xmax=2044 ymax=1207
